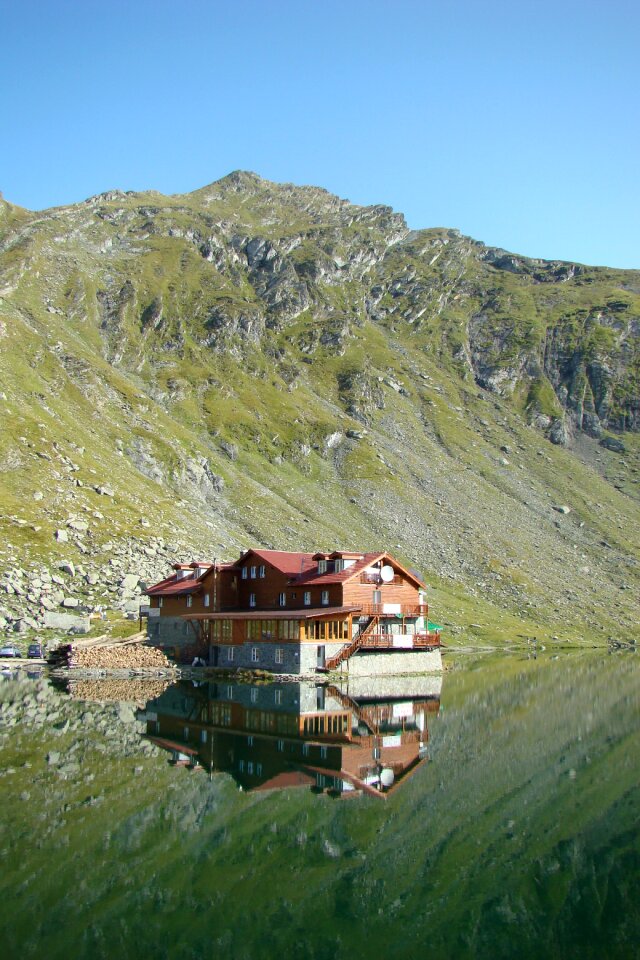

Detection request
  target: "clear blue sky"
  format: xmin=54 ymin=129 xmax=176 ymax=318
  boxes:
xmin=2 ymin=0 xmax=638 ymax=268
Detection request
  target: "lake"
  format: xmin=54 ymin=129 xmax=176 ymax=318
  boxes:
xmin=0 ymin=650 xmax=638 ymax=960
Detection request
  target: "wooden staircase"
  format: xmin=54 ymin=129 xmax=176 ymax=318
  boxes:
xmin=324 ymin=616 xmax=379 ymax=670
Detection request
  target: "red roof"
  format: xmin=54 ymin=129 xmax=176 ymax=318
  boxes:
xmin=293 ymin=552 xmax=383 ymax=586
xmin=147 ymin=549 xmax=426 ymax=597
xmin=241 ymin=549 xmax=316 ymax=577
xmin=146 ymin=575 xmax=202 ymax=597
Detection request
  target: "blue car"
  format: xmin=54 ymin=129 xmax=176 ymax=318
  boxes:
xmin=0 ymin=645 xmax=21 ymax=658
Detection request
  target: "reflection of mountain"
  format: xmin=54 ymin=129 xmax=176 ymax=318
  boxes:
xmin=141 ymin=676 xmax=442 ymax=798
xmin=3 ymin=655 xmax=637 ymax=960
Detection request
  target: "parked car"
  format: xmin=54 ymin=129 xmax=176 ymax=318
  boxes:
xmin=27 ymin=643 xmax=45 ymax=659
xmin=0 ymin=645 xmax=22 ymax=658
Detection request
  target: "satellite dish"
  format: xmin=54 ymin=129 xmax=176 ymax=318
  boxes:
xmin=380 ymin=565 xmax=394 ymax=583
xmin=380 ymin=768 xmax=395 ymax=788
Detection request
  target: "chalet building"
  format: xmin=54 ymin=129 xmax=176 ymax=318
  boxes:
xmin=140 ymin=676 xmax=442 ymax=798
xmin=145 ymin=548 xmax=441 ymax=675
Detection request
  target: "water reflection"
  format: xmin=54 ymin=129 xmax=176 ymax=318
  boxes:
xmin=2 ymin=653 xmax=639 ymax=960
xmin=140 ymin=675 xmax=442 ymax=798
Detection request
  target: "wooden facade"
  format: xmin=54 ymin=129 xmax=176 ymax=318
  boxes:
xmin=145 ymin=548 xmax=441 ymax=671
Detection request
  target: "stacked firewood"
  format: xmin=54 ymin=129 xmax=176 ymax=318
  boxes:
xmin=48 ymin=633 xmax=176 ymax=672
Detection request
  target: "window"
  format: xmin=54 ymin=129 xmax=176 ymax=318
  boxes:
xmin=334 ymin=559 xmax=344 ymax=572
xmin=213 ymin=620 xmax=232 ymax=642
xmin=249 ymin=593 xmax=256 ymax=608
xmin=259 ymin=565 xmax=266 ymax=578
xmin=250 ymin=688 xmax=258 ymax=702
xmin=302 ymin=743 xmax=310 ymax=756
xmin=318 ymin=559 xmax=327 ymax=574
xmin=238 ymin=759 xmax=244 ymax=772
xmin=200 ymin=730 xmax=208 ymax=743
xmin=183 ymin=727 xmax=190 ymax=740
xmin=158 ymin=597 xmax=163 ymax=608
xmin=247 ymin=735 xmax=254 ymax=746
xmin=250 ymin=565 xmax=257 ymax=579
xmin=227 ymin=685 xmax=234 ymax=698
xmin=247 ymin=761 xmax=254 ymax=775
xmin=204 ymin=593 xmax=210 ymax=608
xmin=251 ymin=647 xmax=259 ymax=662
xmin=277 ymin=739 xmax=285 ymax=752
xmin=241 ymin=567 xmax=248 ymax=579
xmin=256 ymin=763 xmax=263 ymax=776
xmin=321 ymin=590 xmax=329 ymax=606
xmin=186 ymin=595 xmax=193 ymax=608
xmin=275 ymin=689 xmax=282 ymax=705
xmin=227 ymin=647 xmax=235 ymax=662
xmin=275 ymin=648 xmax=284 ymax=665
xmin=320 ymin=746 xmax=328 ymax=759
xmin=304 ymin=591 xmax=311 ymax=606
xmin=279 ymin=592 xmax=286 ymax=607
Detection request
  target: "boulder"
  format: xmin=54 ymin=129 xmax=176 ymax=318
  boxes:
xmin=67 ymin=519 xmax=89 ymax=532
xmin=120 ymin=574 xmax=140 ymax=591
xmin=600 ymin=436 xmax=626 ymax=454
xmin=43 ymin=611 xmax=91 ymax=633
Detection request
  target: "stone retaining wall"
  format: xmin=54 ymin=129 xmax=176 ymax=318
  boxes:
xmin=341 ymin=648 xmax=442 ymax=677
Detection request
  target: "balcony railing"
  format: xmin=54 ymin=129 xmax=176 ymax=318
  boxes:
xmin=357 ymin=604 xmax=429 ymax=618
xmin=358 ymin=632 xmax=441 ymax=650
xmin=359 ymin=572 xmax=402 ymax=585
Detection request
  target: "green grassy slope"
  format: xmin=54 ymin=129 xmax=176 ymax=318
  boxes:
xmin=0 ymin=174 xmax=638 ymax=642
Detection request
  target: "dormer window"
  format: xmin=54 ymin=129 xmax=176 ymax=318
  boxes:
xmin=317 ymin=559 xmax=327 ymax=574
xmin=334 ymin=559 xmax=344 ymax=573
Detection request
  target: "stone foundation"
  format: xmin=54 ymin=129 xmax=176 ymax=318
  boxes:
xmin=208 ymin=641 xmax=345 ymax=675
xmin=340 ymin=648 xmax=442 ymax=677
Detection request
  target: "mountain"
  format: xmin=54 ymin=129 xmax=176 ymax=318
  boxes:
xmin=0 ymin=172 xmax=638 ymax=643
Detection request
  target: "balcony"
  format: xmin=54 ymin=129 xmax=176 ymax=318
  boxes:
xmin=359 ymin=572 xmax=402 ymax=585
xmin=357 ymin=604 xmax=429 ymax=618
xmin=358 ymin=632 xmax=441 ymax=650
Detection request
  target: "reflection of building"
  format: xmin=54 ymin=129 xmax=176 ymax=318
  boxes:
xmin=140 ymin=676 xmax=442 ymax=798
xmin=145 ymin=548 xmax=441 ymax=674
